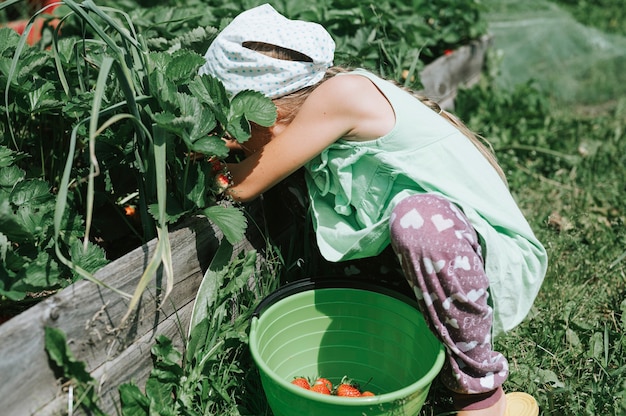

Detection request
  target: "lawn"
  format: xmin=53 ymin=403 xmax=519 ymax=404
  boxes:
xmin=463 ymin=0 xmax=626 ymax=414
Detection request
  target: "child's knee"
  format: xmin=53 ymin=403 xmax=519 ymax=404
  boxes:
xmin=390 ymin=194 xmax=444 ymax=246
xmin=390 ymin=194 xmax=453 ymax=234
xmin=390 ymin=193 xmax=476 ymax=252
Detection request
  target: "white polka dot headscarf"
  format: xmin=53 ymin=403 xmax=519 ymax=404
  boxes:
xmin=199 ymin=4 xmax=335 ymax=99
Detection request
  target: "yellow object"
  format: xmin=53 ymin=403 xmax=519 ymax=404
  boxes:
xmin=505 ymin=392 xmax=539 ymax=416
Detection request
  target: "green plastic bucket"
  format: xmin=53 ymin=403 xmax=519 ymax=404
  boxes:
xmin=249 ymin=278 xmax=445 ymax=416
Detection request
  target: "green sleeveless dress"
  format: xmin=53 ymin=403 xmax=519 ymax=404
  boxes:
xmin=304 ymin=68 xmax=547 ymax=335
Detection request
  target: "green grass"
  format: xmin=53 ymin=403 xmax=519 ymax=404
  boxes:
xmin=486 ymin=97 xmax=626 ymax=415
xmin=467 ymin=1 xmax=626 ymax=414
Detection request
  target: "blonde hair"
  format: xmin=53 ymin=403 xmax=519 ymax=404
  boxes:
xmin=246 ymin=43 xmax=508 ymax=186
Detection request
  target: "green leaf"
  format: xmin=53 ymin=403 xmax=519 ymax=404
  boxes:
xmin=0 ymin=165 xmax=24 ymax=188
xmin=149 ymin=70 xmax=178 ymax=112
xmin=10 ymin=179 xmax=53 ymax=207
xmin=13 ymin=251 xmax=62 ymax=292
xmin=188 ymin=240 xmax=233 ymax=338
xmin=45 ymin=326 xmax=94 ymax=384
xmin=148 ymin=398 xmax=177 ymax=416
xmin=69 ymin=240 xmax=109 ymax=278
xmin=188 ymin=75 xmax=229 ymax=126
xmin=0 ymin=146 xmax=18 ymax=169
xmin=119 ymin=383 xmax=150 ymax=416
xmin=533 ymin=368 xmax=565 ymax=388
xmin=16 ymin=201 xmax=54 ymax=238
xmin=0 ymin=285 xmax=27 ymax=301
xmin=152 ymin=94 xmax=218 ymax=148
xmin=148 ymin=194 xmax=187 ymax=225
xmin=151 ymin=335 xmax=183 ymax=374
xmin=589 ymin=331 xmax=604 ymax=361
xmin=28 ymin=82 xmax=61 ymax=112
xmin=227 ymin=90 xmax=277 ymax=142
xmin=202 ymin=205 xmax=247 ymax=245
xmin=144 ymin=377 xmax=175 ymax=411
xmin=173 ymin=162 xmax=210 ymax=210
xmin=0 ymin=199 xmax=32 ymax=241
xmin=16 ymin=51 xmax=51 ymax=84
xmin=0 ymin=28 xmax=20 ymax=55
xmin=166 ymin=25 xmax=218 ymax=55
xmin=223 ymin=249 xmax=256 ymax=295
xmin=176 ymin=92 xmax=217 ymax=143
xmin=226 ymin=115 xmax=251 ymax=144
xmin=189 ymin=135 xmax=228 ymax=156
xmin=231 ymin=90 xmax=278 ymax=127
xmin=186 ymin=316 xmax=211 ymax=363
xmin=0 ymin=259 xmax=27 ymax=300
xmin=165 ymin=50 xmax=206 ymax=84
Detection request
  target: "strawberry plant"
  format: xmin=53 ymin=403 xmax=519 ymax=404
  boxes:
xmin=0 ymin=0 xmax=489 ymax=315
xmin=0 ymin=0 xmax=276 ymax=315
xmin=0 ymin=145 xmax=108 ymax=312
xmin=202 ymin=0 xmax=488 ymax=89
xmin=117 ymin=247 xmax=279 ymax=415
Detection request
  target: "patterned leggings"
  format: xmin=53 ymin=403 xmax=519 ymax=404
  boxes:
xmin=389 ymin=193 xmax=509 ymax=397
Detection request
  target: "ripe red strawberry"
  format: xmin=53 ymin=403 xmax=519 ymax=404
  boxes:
xmin=313 ymin=377 xmax=333 ymax=391
xmin=336 ymin=383 xmax=361 ymax=397
xmin=215 ymin=173 xmax=231 ymax=192
xmin=208 ymin=156 xmax=224 ymax=174
xmin=310 ymin=383 xmax=331 ymax=395
xmin=291 ymin=377 xmax=310 ymax=390
xmin=361 ymin=391 xmax=375 ymax=397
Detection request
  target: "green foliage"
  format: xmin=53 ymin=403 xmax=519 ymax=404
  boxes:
xmin=8 ymin=1 xmax=626 ymax=415
xmin=201 ymin=0 xmax=488 ymax=89
xmin=118 ymin=248 xmax=279 ymax=415
xmin=0 ymin=0 xmax=276 ymax=309
xmin=551 ymin=0 xmax=626 ymax=35
xmin=455 ymin=78 xmax=626 ymax=415
xmin=0 ymin=145 xmax=108 ymax=303
xmin=45 ymin=326 xmax=107 ymax=415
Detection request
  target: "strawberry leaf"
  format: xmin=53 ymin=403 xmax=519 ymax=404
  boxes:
xmin=68 ymin=240 xmax=109 ymax=279
xmin=164 ymin=50 xmax=205 ymax=85
xmin=0 ymin=146 xmax=18 ymax=168
xmin=148 ymin=194 xmax=187 ymax=224
xmin=45 ymin=326 xmax=93 ymax=385
xmin=176 ymin=92 xmax=217 ymax=143
xmin=0 ymin=165 xmax=25 ymax=187
xmin=0 ymin=27 xmax=20 ymax=55
xmin=188 ymin=75 xmax=229 ymax=126
xmin=13 ymin=251 xmax=62 ymax=292
xmin=189 ymin=135 xmax=228 ymax=157
xmin=227 ymin=90 xmax=276 ymax=142
xmin=118 ymin=383 xmax=150 ymax=415
xmin=203 ymin=205 xmax=247 ymax=245
xmin=0 ymin=199 xmax=32 ymax=241
xmin=10 ymin=178 xmax=53 ymax=206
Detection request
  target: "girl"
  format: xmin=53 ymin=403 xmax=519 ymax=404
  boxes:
xmin=200 ymin=4 xmax=546 ymax=415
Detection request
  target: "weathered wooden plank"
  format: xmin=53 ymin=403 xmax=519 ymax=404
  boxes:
xmin=0 ymin=212 xmax=262 ymax=416
xmin=35 ymin=301 xmax=195 ymax=415
xmin=420 ymin=34 xmax=493 ymax=109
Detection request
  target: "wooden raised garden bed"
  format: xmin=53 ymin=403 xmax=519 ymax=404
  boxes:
xmin=0 ymin=210 xmax=267 ymax=416
xmin=420 ymin=34 xmax=493 ymax=109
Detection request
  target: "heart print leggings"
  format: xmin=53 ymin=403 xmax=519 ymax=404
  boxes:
xmin=389 ymin=193 xmax=509 ymax=410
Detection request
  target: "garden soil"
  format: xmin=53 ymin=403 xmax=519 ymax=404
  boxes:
xmin=483 ymin=0 xmax=626 ymax=107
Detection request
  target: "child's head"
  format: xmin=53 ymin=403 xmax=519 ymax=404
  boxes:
xmin=199 ymin=4 xmax=335 ymax=99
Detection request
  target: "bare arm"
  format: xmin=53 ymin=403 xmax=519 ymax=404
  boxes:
xmin=225 ymin=77 xmax=360 ymax=202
